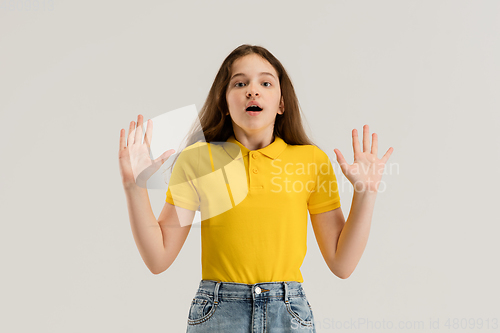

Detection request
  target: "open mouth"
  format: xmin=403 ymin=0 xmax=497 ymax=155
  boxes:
xmin=246 ymin=105 xmax=263 ymax=112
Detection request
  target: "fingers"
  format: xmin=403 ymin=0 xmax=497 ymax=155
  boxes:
xmin=154 ymin=149 xmax=176 ymax=165
xmin=381 ymin=147 xmax=394 ymax=164
xmin=334 ymin=148 xmax=348 ymax=173
xmin=352 ymin=129 xmax=361 ymax=154
xmin=372 ymin=132 xmax=378 ymax=156
xmin=144 ymin=119 xmax=152 ymax=148
xmin=134 ymin=114 xmax=144 ymax=145
xmin=119 ymin=128 xmax=126 ymax=151
xmin=363 ymin=124 xmax=370 ymax=152
xmin=123 ymin=115 xmax=146 ymax=150
xmin=127 ymin=120 xmax=135 ymax=146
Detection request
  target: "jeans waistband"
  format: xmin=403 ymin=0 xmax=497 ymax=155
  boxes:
xmin=196 ymin=279 xmax=306 ymax=303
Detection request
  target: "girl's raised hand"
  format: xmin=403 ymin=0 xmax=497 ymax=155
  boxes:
xmin=119 ymin=114 xmax=175 ymax=189
xmin=334 ymin=125 xmax=393 ymax=193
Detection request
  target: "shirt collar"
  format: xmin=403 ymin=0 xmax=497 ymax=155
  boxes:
xmin=226 ymin=134 xmax=287 ymax=160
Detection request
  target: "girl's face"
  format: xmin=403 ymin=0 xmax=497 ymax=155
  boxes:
xmin=225 ymin=54 xmax=284 ymax=137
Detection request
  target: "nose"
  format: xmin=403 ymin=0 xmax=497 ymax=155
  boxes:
xmin=246 ymin=82 xmax=259 ymax=97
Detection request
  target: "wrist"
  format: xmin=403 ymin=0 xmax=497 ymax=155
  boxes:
xmin=123 ymin=181 xmax=148 ymax=192
xmin=351 ymin=179 xmax=383 ymax=194
xmin=353 ymin=187 xmax=378 ymax=197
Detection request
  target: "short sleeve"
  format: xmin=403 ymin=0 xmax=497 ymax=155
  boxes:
xmin=307 ymin=146 xmax=341 ymax=215
xmin=165 ymin=144 xmax=201 ymax=211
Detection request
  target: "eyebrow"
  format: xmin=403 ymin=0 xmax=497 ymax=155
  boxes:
xmin=230 ymin=72 xmax=277 ymax=81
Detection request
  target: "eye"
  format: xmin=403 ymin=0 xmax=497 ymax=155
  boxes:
xmin=234 ymin=82 xmax=245 ymax=87
xmin=263 ymin=82 xmax=271 ymax=87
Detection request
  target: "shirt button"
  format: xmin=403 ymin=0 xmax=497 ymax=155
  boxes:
xmin=252 ymin=153 xmax=257 ymax=159
xmin=255 ymin=286 xmax=261 ymax=294
xmin=252 ymin=168 xmax=258 ymax=174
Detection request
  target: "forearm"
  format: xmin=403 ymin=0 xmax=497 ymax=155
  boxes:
xmin=331 ymin=190 xmax=377 ymax=278
xmin=124 ymin=184 xmax=166 ymax=274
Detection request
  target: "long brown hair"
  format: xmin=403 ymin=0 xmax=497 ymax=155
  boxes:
xmin=167 ymin=44 xmax=317 ymax=174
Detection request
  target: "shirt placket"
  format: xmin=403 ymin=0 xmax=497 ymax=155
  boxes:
xmin=248 ymin=151 xmax=264 ymax=190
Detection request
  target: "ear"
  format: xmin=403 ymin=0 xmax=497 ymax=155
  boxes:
xmin=278 ymin=96 xmax=285 ymax=115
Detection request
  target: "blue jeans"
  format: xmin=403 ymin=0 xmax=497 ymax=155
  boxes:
xmin=186 ymin=279 xmax=317 ymax=332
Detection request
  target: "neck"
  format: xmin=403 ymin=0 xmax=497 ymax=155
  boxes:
xmin=233 ymin=129 xmax=275 ymax=151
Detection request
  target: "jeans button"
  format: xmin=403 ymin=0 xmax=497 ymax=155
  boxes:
xmin=255 ymin=286 xmax=261 ymax=294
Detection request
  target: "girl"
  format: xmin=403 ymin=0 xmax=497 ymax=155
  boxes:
xmin=118 ymin=44 xmax=393 ymax=332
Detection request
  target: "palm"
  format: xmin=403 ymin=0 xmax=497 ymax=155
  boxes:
xmin=334 ymin=125 xmax=393 ymax=192
xmin=118 ymin=115 xmax=175 ymax=188
xmin=119 ymin=141 xmax=153 ymax=187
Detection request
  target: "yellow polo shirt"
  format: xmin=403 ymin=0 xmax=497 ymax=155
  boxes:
xmin=165 ymin=134 xmax=341 ymax=284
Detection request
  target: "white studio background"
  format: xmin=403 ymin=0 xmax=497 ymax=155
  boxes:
xmin=1 ymin=1 xmax=499 ymax=332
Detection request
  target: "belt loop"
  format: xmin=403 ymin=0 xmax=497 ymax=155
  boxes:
xmin=284 ymin=281 xmax=289 ymax=304
xmin=214 ymin=281 xmax=221 ymax=304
